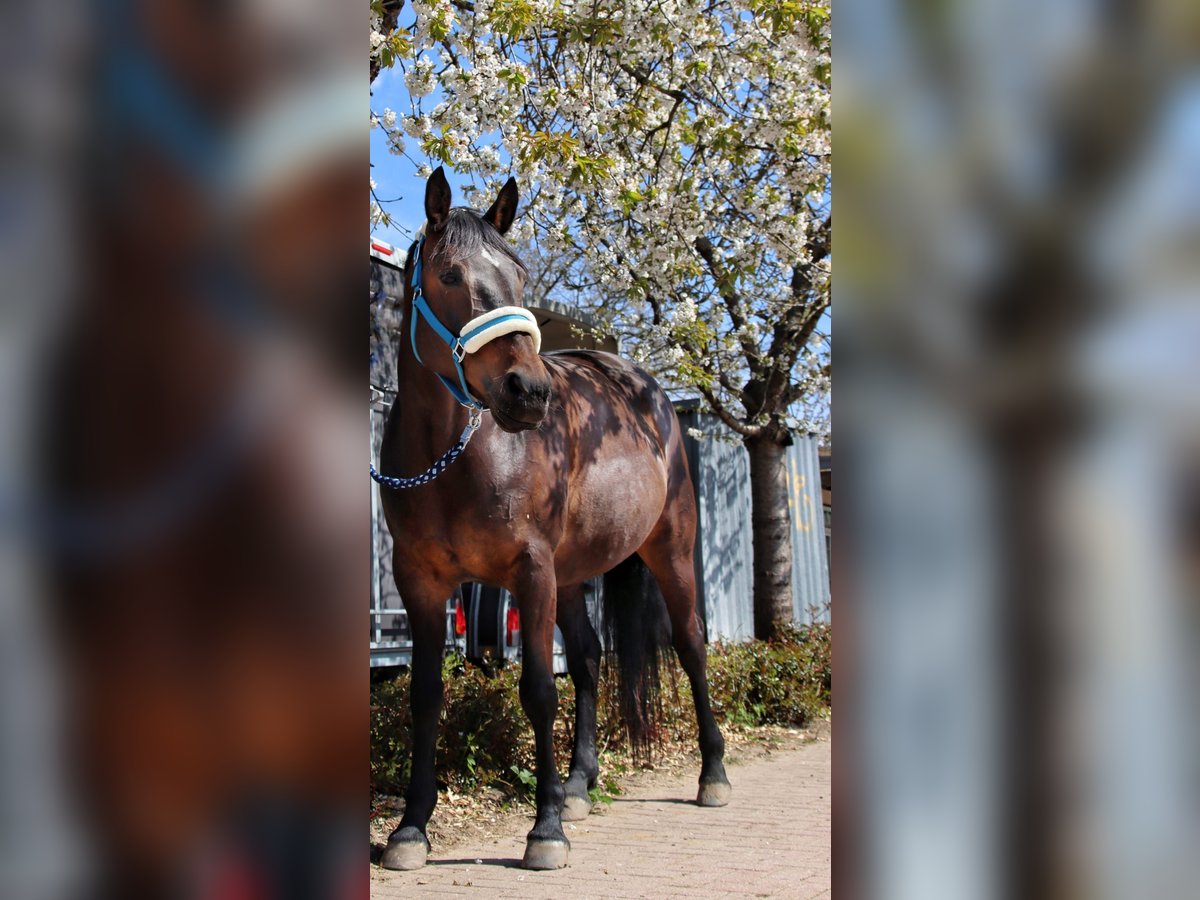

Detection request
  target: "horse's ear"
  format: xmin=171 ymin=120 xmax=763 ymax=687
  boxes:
xmin=483 ymin=176 xmax=519 ymax=235
xmin=425 ymin=166 xmax=452 ymax=231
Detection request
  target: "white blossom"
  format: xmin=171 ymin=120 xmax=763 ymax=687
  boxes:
xmin=372 ymin=0 xmax=831 ymax=436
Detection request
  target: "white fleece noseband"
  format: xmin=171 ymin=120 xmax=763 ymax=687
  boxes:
xmin=458 ymin=306 xmax=542 ymax=355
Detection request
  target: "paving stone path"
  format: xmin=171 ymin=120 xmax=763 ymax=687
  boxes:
xmin=370 ymin=735 xmax=831 ymax=898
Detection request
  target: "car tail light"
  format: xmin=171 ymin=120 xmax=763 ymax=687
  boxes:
xmin=505 ymin=606 xmax=520 ymax=646
xmin=454 ymin=596 xmax=466 ymax=636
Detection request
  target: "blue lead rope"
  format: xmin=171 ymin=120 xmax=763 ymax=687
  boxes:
xmin=370 ymin=408 xmax=482 ymax=490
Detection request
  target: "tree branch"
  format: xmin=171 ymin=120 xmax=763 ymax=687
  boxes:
xmin=699 ymin=385 xmax=761 ymax=439
xmin=759 ymin=215 xmax=831 ymax=410
xmin=619 ymin=63 xmax=688 ymax=102
xmin=370 ymin=0 xmax=404 ymax=83
xmin=694 ymin=236 xmax=759 ymax=370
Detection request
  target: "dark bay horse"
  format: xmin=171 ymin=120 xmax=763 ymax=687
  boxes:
xmin=376 ymin=167 xmax=730 ymax=871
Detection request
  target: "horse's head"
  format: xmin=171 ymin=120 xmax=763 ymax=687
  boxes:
xmin=409 ymin=167 xmax=552 ymax=432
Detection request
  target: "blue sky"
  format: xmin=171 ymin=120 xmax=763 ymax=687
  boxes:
xmin=371 ymin=65 xmax=475 ymax=248
xmin=370 ymin=67 xmax=427 ymax=247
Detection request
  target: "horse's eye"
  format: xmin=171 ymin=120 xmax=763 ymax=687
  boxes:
xmin=439 ymin=269 xmax=462 ymax=285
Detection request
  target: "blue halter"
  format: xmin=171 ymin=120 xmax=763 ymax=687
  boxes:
xmin=371 ymin=231 xmax=541 ymax=490
xmin=407 ymin=233 xmax=543 ymax=409
xmin=408 ymin=234 xmax=485 ymax=409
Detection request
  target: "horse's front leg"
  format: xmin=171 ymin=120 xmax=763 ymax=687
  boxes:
xmin=380 ymin=570 xmax=456 ymax=871
xmin=556 ymin=582 xmax=601 ymax=821
xmin=514 ymin=554 xmax=570 ymax=869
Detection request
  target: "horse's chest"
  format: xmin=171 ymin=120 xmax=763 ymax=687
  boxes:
xmin=385 ymin=487 xmax=517 ymax=543
xmin=382 ymin=458 xmax=558 ymax=581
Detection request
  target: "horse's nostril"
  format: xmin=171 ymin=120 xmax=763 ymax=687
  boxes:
xmin=505 ymin=372 xmax=528 ymax=399
xmin=503 ymin=372 xmax=550 ymax=409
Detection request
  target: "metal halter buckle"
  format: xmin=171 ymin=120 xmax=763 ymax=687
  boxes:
xmin=452 ymin=341 xmax=467 ymax=363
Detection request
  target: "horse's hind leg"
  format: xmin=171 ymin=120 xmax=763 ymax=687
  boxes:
xmin=556 ymin=582 xmax=601 ymax=821
xmin=638 ymin=499 xmax=731 ymax=807
xmin=380 ymin=571 xmax=455 ymax=871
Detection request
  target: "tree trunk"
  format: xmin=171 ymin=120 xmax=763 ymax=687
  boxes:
xmin=370 ymin=1 xmax=404 ymax=83
xmin=746 ymin=435 xmax=794 ymax=640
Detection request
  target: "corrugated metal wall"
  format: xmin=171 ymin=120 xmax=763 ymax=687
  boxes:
xmin=788 ymin=435 xmax=831 ymax=624
xmin=680 ymin=409 xmax=830 ymax=640
xmin=371 ymin=402 xmax=412 ymax=661
xmin=371 ymin=255 xmax=413 ymax=663
xmin=679 ymin=410 xmax=756 ymax=642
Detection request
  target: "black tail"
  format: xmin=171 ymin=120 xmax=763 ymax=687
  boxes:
xmin=601 ymin=554 xmax=671 ymax=756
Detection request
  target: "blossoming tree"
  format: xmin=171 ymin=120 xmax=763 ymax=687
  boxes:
xmin=372 ymin=0 xmax=830 ymax=638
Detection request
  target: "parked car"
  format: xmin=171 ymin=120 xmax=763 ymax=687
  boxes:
xmin=369 ymin=581 xmax=594 ymax=674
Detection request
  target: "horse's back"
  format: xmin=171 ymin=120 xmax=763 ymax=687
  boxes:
xmin=540 ymin=350 xmax=690 ymax=583
xmin=543 ymin=350 xmax=680 ymax=441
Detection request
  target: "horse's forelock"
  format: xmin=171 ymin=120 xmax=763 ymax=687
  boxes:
xmin=430 ymin=208 xmax=527 ymax=274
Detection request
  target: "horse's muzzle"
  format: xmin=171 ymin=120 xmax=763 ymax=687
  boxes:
xmin=491 ymin=371 xmax=551 ymax=431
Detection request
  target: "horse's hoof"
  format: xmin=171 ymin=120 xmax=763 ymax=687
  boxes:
xmin=561 ymin=793 xmax=592 ymax=821
xmin=697 ymin=780 xmax=732 ymax=807
xmin=522 ymin=839 xmax=570 ymax=870
xmin=380 ymin=833 xmax=430 ymax=871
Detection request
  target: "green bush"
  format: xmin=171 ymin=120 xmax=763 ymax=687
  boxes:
xmin=706 ymin=622 xmax=831 ymax=727
xmin=371 ymin=655 xmax=535 ymax=798
xmin=370 ymin=623 xmax=831 ymax=799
